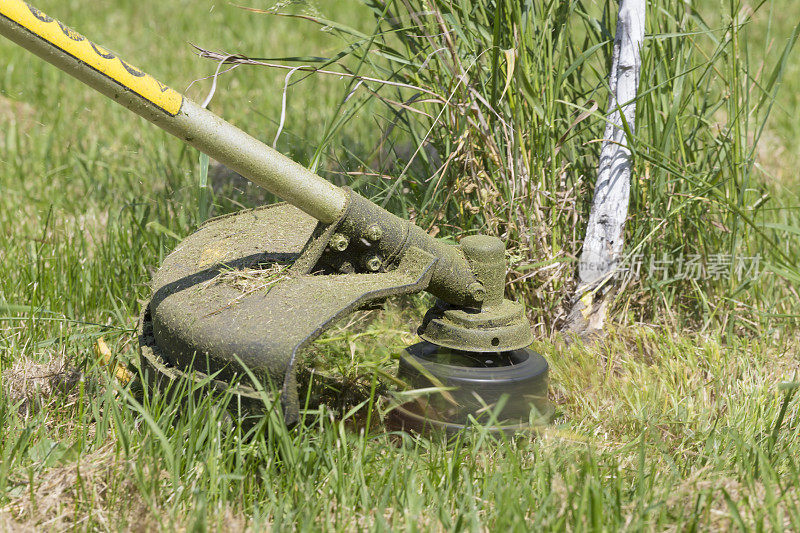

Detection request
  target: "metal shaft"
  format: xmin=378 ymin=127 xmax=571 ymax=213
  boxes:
xmin=0 ymin=0 xmax=348 ymax=223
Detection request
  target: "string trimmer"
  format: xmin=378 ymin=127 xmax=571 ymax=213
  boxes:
xmin=0 ymin=1 xmax=551 ymax=432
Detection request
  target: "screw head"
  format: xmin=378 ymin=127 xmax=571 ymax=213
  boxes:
xmin=329 ymin=233 xmax=349 ymax=252
xmin=365 ymin=224 xmax=383 ymax=242
xmin=468 ymin=282 xmax=486 ymax=303
xmin=365 ymin=255 xmax=383 ymax=272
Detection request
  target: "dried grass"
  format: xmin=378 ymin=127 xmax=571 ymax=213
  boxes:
xmin=0 ymin=415 xmax=251 ymax=532
xmin=0 ymin=444 xmax=251 ymax=532
xmin=0 ymin=444 xmax=137 ymax=531
xmin=2 ymin=355 xmax=82 ymax=418
xmin=213 ymin=263 xmax=291 ymax=295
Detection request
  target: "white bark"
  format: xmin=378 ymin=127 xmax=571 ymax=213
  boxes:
xmin=565 ymin=0 xmax=644 ymax=337
xmin=577 ymin=0 xmax=645 ymax=291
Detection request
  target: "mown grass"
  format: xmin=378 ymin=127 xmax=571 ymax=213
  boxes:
xmin=0 ymin=0 xmax=799 ymax=530
xmin=1 ymin=316 xmax=798 ymax=530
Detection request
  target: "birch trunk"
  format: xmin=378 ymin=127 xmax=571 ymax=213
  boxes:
xmin=564 ymin=0 xmax=645 ymax=336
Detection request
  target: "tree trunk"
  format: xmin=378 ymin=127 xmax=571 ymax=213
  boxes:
xmin=564 ymin=0 xmax=645 ymax=338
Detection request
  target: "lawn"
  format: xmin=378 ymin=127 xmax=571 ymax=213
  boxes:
xmin=1 ymin=0 xmax=799 ymax=530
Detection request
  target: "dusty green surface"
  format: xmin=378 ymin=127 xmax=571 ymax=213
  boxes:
xmin=147 ymin=202 xmax=442 ymax=423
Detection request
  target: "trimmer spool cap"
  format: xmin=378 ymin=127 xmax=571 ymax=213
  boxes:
xmin=391 ymin=341 xmax=551 ymax=434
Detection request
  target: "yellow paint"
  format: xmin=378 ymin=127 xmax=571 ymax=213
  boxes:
xmin=0 ymin=0 xmax=182 ymax=115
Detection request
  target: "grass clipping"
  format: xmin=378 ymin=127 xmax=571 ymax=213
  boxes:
xmin=214 ymin=263 xmax=291 ymax=295
xmin=202 ymin=262 xmax=293 ymax=315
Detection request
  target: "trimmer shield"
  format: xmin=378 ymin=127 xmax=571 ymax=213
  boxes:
xmin=142 ymin=203 xmax=438 ymax=424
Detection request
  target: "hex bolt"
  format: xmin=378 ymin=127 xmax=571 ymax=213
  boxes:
xmin=468 ymin=282 xmax=486 ymax=303
xmin=329 ymin=233 xmax=349 ymax=252
xmin=364 ymin=255 xmax=383 ymax=272
xmin=365 ymin=224 xmax=383 ymax=242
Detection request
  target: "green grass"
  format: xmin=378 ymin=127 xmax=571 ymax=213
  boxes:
xmin=1 ymin=0 xmax=799 ymax=530
xmin=260 ymin=0 xmax=800 ymax=335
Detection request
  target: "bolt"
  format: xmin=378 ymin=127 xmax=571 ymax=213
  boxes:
xmin=329 ymin=233 xmax=349 ymax=252
xmin=365 ymin=224 xmax=383 ymax=242
xmin=468 ymin=282 xmax=486 ymax=303
xmin=365 ymin=255 xmax=383 ymax=272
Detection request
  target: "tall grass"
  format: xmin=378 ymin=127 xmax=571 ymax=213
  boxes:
xmin=247 ymin=0 xmax=800 ymax=335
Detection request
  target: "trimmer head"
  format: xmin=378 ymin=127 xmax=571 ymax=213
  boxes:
xmin=391 ymin=342 xmax=551 ymax=434
xmin=138 ymin=199 xmax=552 ymax=431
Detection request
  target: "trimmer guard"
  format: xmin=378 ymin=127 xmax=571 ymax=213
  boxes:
xmin=139 ymin=203 xmax=437 ymax=424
